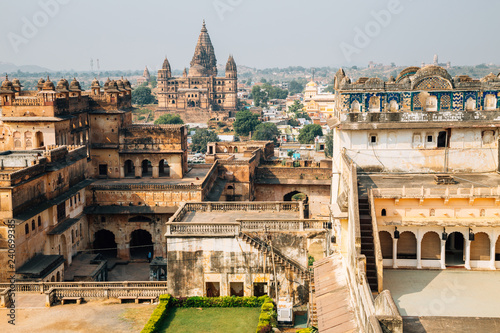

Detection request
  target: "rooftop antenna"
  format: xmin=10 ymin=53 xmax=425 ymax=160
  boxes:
xmin=312 ymin=68 xmax=315 ymax=81
xmin=90 ymin=58 xmax=94 ymax=73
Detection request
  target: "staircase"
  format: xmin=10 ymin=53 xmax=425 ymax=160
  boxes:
xmin=309 ymin=269 xmax=318 ymax=327
xmin=358 ymin=184 xmax=378 ymax=292
xmin=238 ymin=232 xmax=309 ymax=280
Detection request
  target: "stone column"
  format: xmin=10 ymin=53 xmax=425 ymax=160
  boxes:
xmin=440 ymin=240 xmax=446 ymax=269
xmin=299 ymin=201 xmax=304 ymax=219
xmin=464 ymin=239 xmax=471 ymax=270
xmin=117 ymin=241 xmax=130 ymax=260
xmin=489 ymin=233 xmax=496 ymax=270
xmin=135 ymin=165 xmax=142 ymax=178
xmin=392 ymin=238 xmax=398 ymax=268
xmin=152 ymin=166 xmax=159 ymax=179
xmin=416 ymin=230 xmax=422 ymax=269
xmin=120 ymin=166 xmax=125 ymax=178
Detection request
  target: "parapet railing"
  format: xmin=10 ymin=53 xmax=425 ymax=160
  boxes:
xmin=166 ymin=218 xmax=328 ymax=236
xmin=169 ymin=201 xmax=301 ymax=223
xmin=45 ymin=286 xmax=169 ymax=307
xmin=0 ymin=281 xmax=168 ymax=294
xmin=372 ymin=185 xmax=500 ymax=199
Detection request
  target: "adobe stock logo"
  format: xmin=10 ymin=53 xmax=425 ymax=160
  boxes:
xmin=8 ymin=0 xmax=72 ymax=54
xmin=340 ymin=0 xmax=411 ymax=62
xmin=213 ymin=0 xmax=244 ymax=21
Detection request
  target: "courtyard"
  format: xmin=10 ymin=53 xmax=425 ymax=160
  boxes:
xmin=157 ymin=307 xmax=261 ymax=333
xmin=384 ymin=269 xmax=500 ymax=317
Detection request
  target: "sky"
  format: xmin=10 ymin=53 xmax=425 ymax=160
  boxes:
xmin=0 ymin=0 xmax=499 ymax=72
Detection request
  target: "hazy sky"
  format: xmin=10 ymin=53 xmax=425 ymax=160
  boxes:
xmin=1 ymin=0 xmax=499 ymax=71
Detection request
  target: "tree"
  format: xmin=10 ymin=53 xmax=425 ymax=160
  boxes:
xmin=252 ymin=122 xmax=280 ymax=143
xmin=288 ymin=118 xmax=300 ymax=127
xmin=288 ymin=80 xmax=305 ymax=95
xmin=191 ymin=128 xmax=219 ymax=153
xmin=233 ymin=110 xmax=261 ymax=136
xmin=154 ymin=114 xmax=184 ymax=125
xmin=288 ymin=100 xmax=304 ymax=114
xmin=295 ymin=111 xmax=311 ymax=120
xmin=132 ymin=86 xmax=156 ymax=106
xmin=325 ymin=131 xmax=333 ymax=158
xmin=298 ymin=124 xmax=323 ymax=144
xmin=251 ymin=85 xmax=268 ymax=107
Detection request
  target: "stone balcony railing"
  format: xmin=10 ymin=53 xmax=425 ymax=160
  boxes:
xmin=0 ymin=281 xmax=167 ymax=294
xmin=170 ymin=201 xmax=301 ymax=223
xmin=166 ymin=218 xmax=328 ymax=236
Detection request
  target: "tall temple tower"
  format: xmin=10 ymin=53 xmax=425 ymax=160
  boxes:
xmin=156 ymin=21 xmax=238 ymax=123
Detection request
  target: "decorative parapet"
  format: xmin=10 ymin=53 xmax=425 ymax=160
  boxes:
xmin=372 ymin=185 xmax=500 ymax=199
xmin=91 ymin=183 xmax=201 ymax=191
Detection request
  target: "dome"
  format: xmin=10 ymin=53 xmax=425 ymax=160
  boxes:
xmin=11 ymin=78 xmax=22 ymax=88
xmin=69 ymin=78 xmax=82 ymax=91
xmin=1 ymin=75 xmax=13 ymax=90
xmin=104 ymin=77 xmax=111 ymax=89
xmin=123 ymin=78 xmax=132 ymax=90
xmin=42 ymin=77 xmax=55 ymax=91
xmin=395 ymin=66 xmax=420 ymax=83
xmin=306 ymin=81 xmax=318 ymax=87
xmin=37 ymin=78 xmax=46 ymax=89
xmin=91 ymin=78 xmax=100 ymax=87
xmin=188 ymin=64 xmax=208 ymax=77
xmin=116 ymin=79 xmax=125 ymax=90
xmin=56 ymin=78 xmax=70 ymax=92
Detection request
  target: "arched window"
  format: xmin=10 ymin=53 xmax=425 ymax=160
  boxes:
xmin=484 ymin=94 xmax=497 ymax=111
xmin=351 ymin=100 xmax=360 ymax=112
xmin=25 ymin=224 xmax=29 ymax=235
xmin=13 ymin=132 xmax=21 ymax=148
xmin=31 ymin=220 xmax=35 ymax=231
xmin=38 ymin=216 xmax=41 ymax=227
xmin=465 ymin=97 xmax=476 ymax=111
xmin=381 ymin=209 xmax=387 ymax=216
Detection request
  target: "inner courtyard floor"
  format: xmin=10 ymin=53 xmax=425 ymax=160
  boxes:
xmin=384 ymin=269 xmax=500 ymax=317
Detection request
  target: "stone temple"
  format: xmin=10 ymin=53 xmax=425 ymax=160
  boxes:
xmin=155 ymin=21 xmax=238 ymax=123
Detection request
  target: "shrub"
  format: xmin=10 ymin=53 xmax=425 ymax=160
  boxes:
xmin=141 ymin=294 xmax=171 ymax=333
xmin=255 ymin=297 xmax=277 ymax=333
xmin=171 ymin=296 xmax=265 ymax=308
xmin=261 ymin=302 xmax=274 ymax=312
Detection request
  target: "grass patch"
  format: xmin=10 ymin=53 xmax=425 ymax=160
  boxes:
xmin=120 ymin=305 xmax=157 ymax=331
xmin=158 ymin=307 xmax=261 ymax=333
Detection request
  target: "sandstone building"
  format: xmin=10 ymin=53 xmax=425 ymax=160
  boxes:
xmin=155 ymin=21 xmax=238 ymax=123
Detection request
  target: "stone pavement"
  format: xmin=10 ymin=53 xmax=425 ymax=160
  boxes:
xmin=384 ymin=269 xmax=500 ymax=317
xmin=15 ymin=294 xmax=46 ymax=309
xmin=403 ymin=316 xmax=500 ymax=333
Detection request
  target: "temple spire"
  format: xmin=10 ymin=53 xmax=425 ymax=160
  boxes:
xmin=190 ymin=20 xmax=217 ymax=77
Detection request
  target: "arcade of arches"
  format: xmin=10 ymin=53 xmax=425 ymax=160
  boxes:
xmin=121 ymin=155 xmax=180 ymax=179
xmin=379 ymin=228 xmax=500 ymax=270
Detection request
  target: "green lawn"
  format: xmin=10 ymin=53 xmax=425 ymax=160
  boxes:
xmin=158 ymin=307 xmax=261 ymax=333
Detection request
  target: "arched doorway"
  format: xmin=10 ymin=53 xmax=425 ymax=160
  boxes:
xmin=397 ymin=231 xmax=417 ymax=259
xmin=379 ymin=231 xmax=393 ymax=259
xmin=130 ymin=229 xmax=153 ymax=260
xmin=159 ymin=159 xmax=170 ymax=177
xmin=60 ymin=234 xmax=68 ymax=264
xmin=56 ymin=271 xmax=61 ymax=282
xmin=141 ymin=160 xmax=152 ymax=178
xmin=124 ymin=160 xmax=135 ymax=177
xmin=284 ymin=191 xmax=309 ymax=218
xmin=421 ymin=232 xmax=441 ymax=260
xmin=93 ymin=229 xmax=117 ymax=258
xmin=445 ymin=232 xmax=464 ymax=266
xmin=51 ymin=276 xmax=55 ymax=282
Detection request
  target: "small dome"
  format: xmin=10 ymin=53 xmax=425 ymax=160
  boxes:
xmin=91 ymin=78 xmax=100 ymax=87
xmin=11 ymin=78 xmax=22 ymax=88
xmin=69 ymin=78 xmax=82 ymax=91
xmin=123 ymin=78 xmax=132 ymax=89
xmin=306 ymin=81 xmax=318 ymax=87
xmin=56 ymin=78 xmax=70 ymax=91
xmin=1 ymin=75 xmax=13 ymax=90
xmin=42 ymin=77 xmax=55 ymax=90
xmin=116 ymin=79 xmax=125 ymax=90
xmin=104 ymin=77 xmax=111 ymax=89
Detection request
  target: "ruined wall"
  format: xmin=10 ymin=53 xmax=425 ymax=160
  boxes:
xmin=254 ymin=184 xmax=331 ymax=217
xmin=88 ymin=187 xmax=202 ymax=207
xmin=90 ymin=149 xmax=120 ymax=178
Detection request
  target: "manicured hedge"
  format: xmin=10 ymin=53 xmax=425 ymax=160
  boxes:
xmin=255 ymin=296 xmax=276 ymax=333
xmin=171 ymin=295 xmax=271 ymax=308
xmin=141 ymin=294 xmax=171 ymax=333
